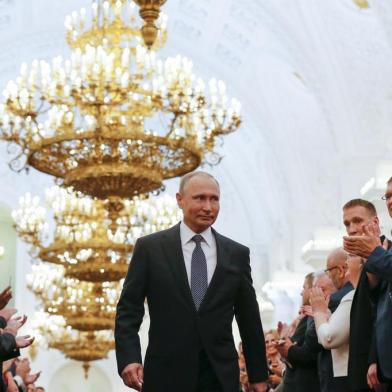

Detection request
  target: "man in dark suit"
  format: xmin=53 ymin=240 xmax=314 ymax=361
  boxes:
xmin=115 ymin=171 xmax=269 ymax=392
xmin=343 ymin=197 xmax=392 ymax=391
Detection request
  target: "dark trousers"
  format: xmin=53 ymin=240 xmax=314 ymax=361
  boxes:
xmin=196 ymin=350 xmax=223 ymax=392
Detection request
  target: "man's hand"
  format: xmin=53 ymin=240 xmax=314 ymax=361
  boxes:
xmin=121 ymin=363 xmax=144 ymax=391
xmin=4 ymin=371 xmax=19 ymax=392
xmin=309 ymin=287 xmax=329 ymax=314
xmin=249 ymin=381 xmax=268 ymax=392
xmin=24 ymin=371 xmax=41 ymax=385
xmin=275 ymin=337 xmax=294 ymax=358
xmin=343 ymin=224 xmax=381 ymax=258
xmin=367 ymin=363 xmax=386 ymax=392
xmin=0 ymin=307 xmax=16 ymax=322
xmin=16 ymin=358 xmax=31 ymax=380
xmin=15 ymin=335 xmax=34 ymax=349
xmin=4 ymin=314 xmax=27 ymax=336
xmin=301 ymin=305 xmax=313 ymax=317
xmin=2 ymin=358 xmax=16 ymax=373
xmin=0 ymin=286 xmax=12 ymax=310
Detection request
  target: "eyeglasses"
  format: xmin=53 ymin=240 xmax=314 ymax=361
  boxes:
xmin=324 ymin=266 xmax=339 ymax=274
xmin=381 ymin=194 xmax=392 ymax=201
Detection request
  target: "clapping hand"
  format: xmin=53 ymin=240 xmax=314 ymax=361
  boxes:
xmin=24 ymin=371 xmax=41 ymax=385
xmin=275 ymin=337 xmax=295 ymax=358
xmin=15 ymin=335 xmax=34 ymax=349
xmin=343 ymin=223 xmax=382 ymax=258
xmin=309 ymin=288 xmax=329 ymax=314
xmin=4 ymin=371 xmax=19 ymax=392
xmin=5 ymin=314 xmax=27 ymax=336
xmin=0 ymin=307 xmax=17 ymax=322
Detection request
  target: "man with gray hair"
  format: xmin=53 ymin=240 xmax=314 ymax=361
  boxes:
xmin=115 ymin=171 xmax=269 ymax=392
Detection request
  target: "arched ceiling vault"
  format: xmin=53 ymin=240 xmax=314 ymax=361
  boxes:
xmin=0 ymin=0 xmax=392 ymax=273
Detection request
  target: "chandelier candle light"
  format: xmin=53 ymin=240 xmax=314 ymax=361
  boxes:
xmin=30 ymin=311 xmax=115 ymax=378
xmin=0 ymin=0 xmax=241 ymax=200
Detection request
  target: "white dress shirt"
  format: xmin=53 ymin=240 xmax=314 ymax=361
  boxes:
xmin=314 ymin=289 xmax=354 ymax=377
xmin=180 ymin=221 xmax=217 ymax=286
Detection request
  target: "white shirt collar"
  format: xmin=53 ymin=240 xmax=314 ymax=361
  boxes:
xmin=180 ymin=220 xmax=213 ymax=247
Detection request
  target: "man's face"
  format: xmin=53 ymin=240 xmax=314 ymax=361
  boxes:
xmin=176 ymin=175 xmax=220 ymax=233
xmin=343 ymin=206 xmax=379 ymax=236
xmin=385 ymin=183 xmax=392 ymax=217
xmin=326 ymin=256 xmax=347 ymax=290
xmin=314 ymin=275 xmax=336 ymax=298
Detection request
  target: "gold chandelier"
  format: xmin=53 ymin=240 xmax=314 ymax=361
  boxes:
xmin=0 ymin=0 xmax=241 ymax=199
xmin=13 ymin=186 xmax=181 ymax=281
xmin=27 ymin=263 xmax=121 ymax=331
xmin=31 ymin=312 xmax=114 ymax=378
xmin=134 ymin=0 xmax=167 ymax=48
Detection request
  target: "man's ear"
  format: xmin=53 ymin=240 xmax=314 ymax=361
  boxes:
xmin=176 ymin=192 xmax=183 ymax=209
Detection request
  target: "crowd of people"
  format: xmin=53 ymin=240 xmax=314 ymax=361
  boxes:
xmin=3 ymin=172 xmax=392 ymax=392
xmin=0 ymin=286 xmax=45 ymax=392
xmin=239 ymin=177 xmax=392 ymax=391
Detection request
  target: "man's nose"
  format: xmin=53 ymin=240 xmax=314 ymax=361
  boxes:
xmin=202 ymin=200 xmax=212 ymax=211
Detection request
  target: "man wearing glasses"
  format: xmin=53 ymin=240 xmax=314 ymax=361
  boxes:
xmin=342 ymin=197 xmax=391 ymax=391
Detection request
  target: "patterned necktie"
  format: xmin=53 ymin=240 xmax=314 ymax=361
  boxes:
xmin=191 ymin=234 xmax=208 ymax=310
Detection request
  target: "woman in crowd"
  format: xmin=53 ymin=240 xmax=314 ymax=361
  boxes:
xmin=264 ymin=330 xmax=285 ymax=389
xmin=309 ymin=254 xmax=365 ymax=389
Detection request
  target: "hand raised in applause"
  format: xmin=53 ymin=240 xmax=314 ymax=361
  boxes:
xmin=343 ymin=223 xmax=382 ymax=258
xmin=121 ymin=363 xmax=144 ymax=391
xmin=309 ymin=287 xmax=329 ymax=315
xmin=15 ymin=335 xmax=34 ymax=349
xmin=0 ymin=307 xmax=16 ymax=322
xmin=4 ymin=314 xmax=27 ymax=336
xmin=4 ymin=371 xmax=19 ymax=392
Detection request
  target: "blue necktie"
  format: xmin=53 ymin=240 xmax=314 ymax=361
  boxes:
xmin=191 ymin=234 xmax=208 ymax=310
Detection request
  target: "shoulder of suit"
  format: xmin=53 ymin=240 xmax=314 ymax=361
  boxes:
xmin=136 ymin=224 xmax=178 ymax=244
xmin=214 ymin=231 xmax=249 ymax=252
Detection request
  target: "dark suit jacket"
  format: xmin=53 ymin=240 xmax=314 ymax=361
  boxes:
xmin=284 ymin=316 xmax=320 ymax=392
xmin=115 ymin=223 xmax=268 ymax=392
xmin=348 ymin=237 xmax=392 ymax=390
xmin=362 ymin=245 xmax=392 ymax=382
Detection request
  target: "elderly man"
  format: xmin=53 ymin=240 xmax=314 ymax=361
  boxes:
xmin=318 ymin=249 xmax=353 ymax=392
xmin=343 ymin=197 xmax=390 ymax=391
xmin=115 ymin=171 xmax=268 ymax=392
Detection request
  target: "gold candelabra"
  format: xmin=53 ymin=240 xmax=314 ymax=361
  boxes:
xmin=27 ymin=264 xmax=121 ymax=331
xmin=13 ymin=186 xmax=181 ymax=282
xmin=0 ymin=0 xmax=241 ymax=199
xmin=30 ymin=312 xmax=114 ymax=378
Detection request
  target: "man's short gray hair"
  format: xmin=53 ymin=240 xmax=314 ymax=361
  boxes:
xmin=178 ymin=171 xmax=220 ymax=193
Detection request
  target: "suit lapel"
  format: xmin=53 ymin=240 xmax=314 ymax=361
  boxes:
xmin=162 ymin=223 xmax=196 ymax=312
xmin=199 ymin=229 xmax=229 ymax=312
